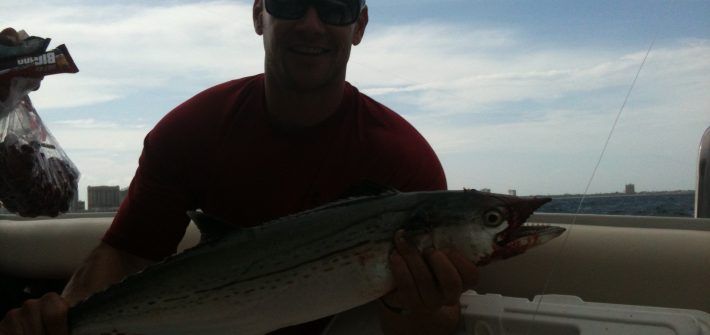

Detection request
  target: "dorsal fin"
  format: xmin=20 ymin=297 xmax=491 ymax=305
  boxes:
xmin=338 ymin=180 xmax=399 ymax=199
xmin=187 ymin=210 xmax=241 ymax=244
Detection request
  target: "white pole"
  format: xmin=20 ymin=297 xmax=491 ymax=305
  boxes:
xmin=696 ymin=126 xmax=710 ymax=218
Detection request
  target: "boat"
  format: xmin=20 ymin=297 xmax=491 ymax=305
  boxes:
xmin=1 ymin=127 xmax=708 ymax=334
xmin=1 ymin=2 xmax=708 ymax=333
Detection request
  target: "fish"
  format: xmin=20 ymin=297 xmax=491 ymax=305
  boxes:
xmin=68 ymin=189 xmax=564 ymax=335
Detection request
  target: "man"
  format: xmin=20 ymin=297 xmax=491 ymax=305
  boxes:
xmin=0 ymin=0 xmax=478 ymax=334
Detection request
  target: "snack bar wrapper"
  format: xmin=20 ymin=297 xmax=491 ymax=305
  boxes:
xmin=0 ymin=36 xmax=80 ymax=217
xmin=0 ymin=44 xmax=79 ymax=82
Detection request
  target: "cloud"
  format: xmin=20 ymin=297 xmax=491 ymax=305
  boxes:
xmin=47 ymin=118 xmax=149 ymax=151
xmin=31 ymin=76 xmax=121 ymax=109
xmin=353 ymin=25 xmax=709 ymax=123
xmin=3 ymin=1 xmax=264 ymax=110
xmin=44 ymin=118 xmax=151 ymax=201
xmin=2 ymin=1 xmax=708 ymax=196
xmin=348 ymin=26 xmax=710 ymax=194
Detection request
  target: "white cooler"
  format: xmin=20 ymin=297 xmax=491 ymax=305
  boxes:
xmin=461 ymin=293 xmax=710 ymax=335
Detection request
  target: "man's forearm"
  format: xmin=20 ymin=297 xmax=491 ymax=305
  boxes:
xmin=62 ymin=242 xmax=153 ymax=305
xmin=379 ymin=303 xmax=461 ymax=335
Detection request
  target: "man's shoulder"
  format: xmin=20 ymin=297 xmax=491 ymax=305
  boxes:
xmin=348 ymin=84 xmax=440 ymax=160
xmin=146 ymin=74 xmax=263 ymax=146
xmin=160 ymin=74 xmax=263 ymax=123
xmin=350 ymin=88 xmax=410 ymax=130
xmin=190 ymin=74 xmax=264 ymax=103
xmin=347 ymin=86 xmax=447 ymax=191
xmin=349 ymin=86 xmax=424 ymax=142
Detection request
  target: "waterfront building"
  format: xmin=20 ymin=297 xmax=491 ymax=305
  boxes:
xmin=625 ymin=184 xmax=636 ymax=194
xmin=69 ymin=190 xmax=84 ymax=212
xmin=87 ymin=185 xmax=121 ymax=211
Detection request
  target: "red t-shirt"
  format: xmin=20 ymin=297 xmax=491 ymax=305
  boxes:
xmin=102 ymin=74 xmax=446 ymax=334
xmin=104 ymin=73 xmax=445 ymax=256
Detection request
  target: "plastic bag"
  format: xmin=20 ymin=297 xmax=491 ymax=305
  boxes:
xmin=0 ymin=37 xmax=80 ymax=217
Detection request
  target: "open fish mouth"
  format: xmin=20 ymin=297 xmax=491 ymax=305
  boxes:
xmin=473 ymin=221 xmax=566 ymax=265
xmin=492 ymin=196 xmax=555 ymax=243
xmin=503 ymin=224 xmax=567 ymax=249
xmin=487 ymin=224 xmax=566 ymax=263
xmin=485 ymin=196 xmax=565 ymax=261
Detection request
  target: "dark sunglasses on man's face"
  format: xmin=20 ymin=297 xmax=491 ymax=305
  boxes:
xmin=265 ymin=0 xmax=366 ymax=26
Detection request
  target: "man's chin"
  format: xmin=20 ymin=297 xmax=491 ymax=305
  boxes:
xmin=284 ymin=71 xmax=342 ymax=92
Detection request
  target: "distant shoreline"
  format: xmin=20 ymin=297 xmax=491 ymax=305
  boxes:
xmin=536 ymin=190 xmax=695 ymax=199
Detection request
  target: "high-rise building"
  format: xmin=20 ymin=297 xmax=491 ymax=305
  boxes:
xmin=69 ymin=189 xmax=84 ymax=212
xmin=87 ymin=185 xmax=121 ymax=211
xmin=625 ymin=184 xmax=636 ymax=194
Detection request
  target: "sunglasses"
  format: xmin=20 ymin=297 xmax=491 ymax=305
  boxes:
xmin=265 ymin=0 xmax=366 ymax=26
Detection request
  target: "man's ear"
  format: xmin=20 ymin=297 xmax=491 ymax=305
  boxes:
xmin=352 ymin=6 xmax=368 ymax=46
xmin=253 ymin=0 xmax=264 ymax=35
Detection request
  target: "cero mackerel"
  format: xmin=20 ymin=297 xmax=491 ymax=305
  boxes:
xmin=68 ymin=189 xmax=564 ymax=335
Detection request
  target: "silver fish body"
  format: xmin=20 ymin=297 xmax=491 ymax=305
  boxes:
xmin=68 ymin=189 xmax=563 ymax=335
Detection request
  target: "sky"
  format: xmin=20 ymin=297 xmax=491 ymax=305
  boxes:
xmin=2 ymin=0 xmax=709 ymax=201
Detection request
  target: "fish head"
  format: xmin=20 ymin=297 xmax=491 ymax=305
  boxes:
xmin=422 ymin=190 xmax=564 ymax=265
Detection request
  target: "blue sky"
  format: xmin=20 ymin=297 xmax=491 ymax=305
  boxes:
xmin=2 ymin=0 xmax=709 ymax=201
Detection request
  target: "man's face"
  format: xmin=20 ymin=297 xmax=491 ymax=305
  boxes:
xmin=253 ymin=0 xmax=368 ymax=91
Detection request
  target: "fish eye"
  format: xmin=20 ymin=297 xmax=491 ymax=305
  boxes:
xmin=483 ymin=209 xmax=504 ymax=227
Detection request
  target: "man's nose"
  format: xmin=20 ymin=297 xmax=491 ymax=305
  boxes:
xmin=297 ymin=6 xmax=326 ymax=31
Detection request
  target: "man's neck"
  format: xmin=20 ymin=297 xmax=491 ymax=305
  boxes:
xmin=263 ymin=74 xmax=345 ymax=129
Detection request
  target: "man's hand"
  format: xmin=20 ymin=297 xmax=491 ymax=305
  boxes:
xmin=0 ymin=28 xmax=65 ymax=334
xmin=0 ymin=293 xmax=69 ymax=335
xmin=0 ymin=27 xmax=44 ymax=104
xmin=0 ymin=242 xmax=153 ymax=335
xmin=379 ymin=230 xmax=479 ymax=335
xmin=0 ymin=28 xmax=21 ymax=46
xmin=0 ymin=28 xmax=22 ymax=102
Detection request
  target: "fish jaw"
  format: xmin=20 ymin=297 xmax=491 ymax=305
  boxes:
xmin=506 ymin=196 xmax=552 ymax=230
xmin=475 ymin=195 xmax=564 ymax=264
xmin=424 ymin=192 xmax=559 ymax=266
xmin=491 ymin=224 xmax=566 ymax=261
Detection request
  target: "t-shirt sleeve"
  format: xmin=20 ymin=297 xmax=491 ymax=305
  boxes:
xmin=383 ymin=127 xmax=447 ymax=192
xmin=102 ymin=133 xmax=194 ymax=260
xmin=102 ymin=106 xmax=200 ymax=260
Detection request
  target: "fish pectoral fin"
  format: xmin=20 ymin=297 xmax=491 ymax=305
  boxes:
xmin=187 ymin=210 xmax=241 ymax=244
xmin=403 ymin=208 xmax=432 ymax=232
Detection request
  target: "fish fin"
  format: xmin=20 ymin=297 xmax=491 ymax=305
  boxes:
xmin=259 ymin=183 xmax=400 ymax=230
xmin=187 ymin=210 xmax=240 ymax=244
xmin=403 ymin=208 xmax=432 ymax=233
xmin=338 ymin=180 xmax=399 ymax=199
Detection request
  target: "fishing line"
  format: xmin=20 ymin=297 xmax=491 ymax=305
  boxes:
xmin=344 ymin=3 xmax=676 ymax=333
xmin=526 ymin=1 xmax=675 ymax=333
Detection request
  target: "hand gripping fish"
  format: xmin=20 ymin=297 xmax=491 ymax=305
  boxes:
xmin=68 ymin=189 xmax=564 ymax=335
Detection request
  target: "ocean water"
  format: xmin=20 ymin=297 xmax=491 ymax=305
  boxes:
xmin=537 ymin=192 xmax=695 ymax=217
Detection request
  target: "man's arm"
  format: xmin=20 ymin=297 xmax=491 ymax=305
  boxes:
xmin=379 ymin=231 xmax=479 ymax=335
xmin=0 ymin=242 xmax=152 ymax=335
xmin=62 ymin=242 xmax=154 ymax=305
